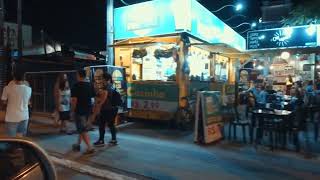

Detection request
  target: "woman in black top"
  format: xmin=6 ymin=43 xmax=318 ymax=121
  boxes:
xmin=93 ymin=73 xmax=118 ymax=146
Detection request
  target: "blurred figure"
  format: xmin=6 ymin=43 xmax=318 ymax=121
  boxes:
xmin=256 ymin=85 xmax=267 ymax=108
xmin=293 ymin=81 xmax=304 ymax=109
xmin=93 ymin=73 xmax=119 ymax=147
xmin=1 ymin=67 xmax=32 ymax=137
xmin=71 ymin=69 xmax=95 ymax=155
xmin=53 ymin=73 xmax=70 ymax=127
xmin=285 ymin=75 xmax=294 ymax=95
xmin=57 ymin=74 xmax=71 ymax=133
xmin=304 ymin=80 xmax=314 ymax=106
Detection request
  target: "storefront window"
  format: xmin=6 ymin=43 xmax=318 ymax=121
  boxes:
xmin=188 ymin=46 xmax=210 ymax=81
xmin=215 ymin=55 xmax=229 ymax=81
xmin=142 ymin=45 xmax=177 ymax=81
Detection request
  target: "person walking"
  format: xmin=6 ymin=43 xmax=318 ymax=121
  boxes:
xmin=94 ymin=73 xmax=119 ymax=146
xmin=71 ymin=69 xmax=95 ymax=155
xmin=58 ymin=73 xmax=71 ymax=133
xmin=285 ymin=75 xmax=294 ymax=95
xmin=1 ymin=67 xmax=32 ymax=137
xmin=53 ymin=73 xmax=68 ymax=127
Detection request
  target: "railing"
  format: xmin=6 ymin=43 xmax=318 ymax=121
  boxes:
xmin=25 ymin=71 xmax=77 ymax=113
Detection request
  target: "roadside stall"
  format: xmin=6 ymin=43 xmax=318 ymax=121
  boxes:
xmin=113 ymin=0 xmax=248 ymax=122
xmin=247 ymin=24 xmax=320 ymax=92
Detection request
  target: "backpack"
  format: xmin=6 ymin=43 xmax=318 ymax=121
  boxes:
xmin=110 ymin=88 xmax=123 ymax=107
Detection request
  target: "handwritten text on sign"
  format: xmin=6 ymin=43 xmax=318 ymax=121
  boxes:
xmin=131 ymin=99 xmax=177 ymax=112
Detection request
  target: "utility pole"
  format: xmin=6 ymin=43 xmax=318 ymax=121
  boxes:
xmin=106 ymin=0 xmax=114 ymax=65
xmin=0 ymin=0 xmax=4 ymax=47
xmin=17 ymin=0 xmax=23 ymax=58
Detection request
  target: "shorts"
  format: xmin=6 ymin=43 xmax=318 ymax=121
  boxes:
xmin=74 ymin=114 xmax=89 ymax=134
xmin=5 ymin=120 xmax=29 ymax=137
xmin=59 ymin=111 xmax=70 ymax=121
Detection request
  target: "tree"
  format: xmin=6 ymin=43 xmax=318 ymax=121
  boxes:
xmin=282 ymin=0 xmax=320 ymax=26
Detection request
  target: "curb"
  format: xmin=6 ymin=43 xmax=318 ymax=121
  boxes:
xmin=50 ymin=155 xmax=137 ymax=180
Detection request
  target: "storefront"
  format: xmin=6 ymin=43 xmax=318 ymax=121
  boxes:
xmin=246 ymin=24 xmax=320 ymax=92
xmin=113 ymin=0 xmax=249 ymax=121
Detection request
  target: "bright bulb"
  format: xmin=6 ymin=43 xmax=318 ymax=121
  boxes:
xmin=281 ymin=51 xmax=290 ymax=60
xmin=257 ymin=65 xmax=264 ymax=70
xmin=270 ymin=66 xmax=274 ymax=70
xmin=283 ymin=27 xmax=293 ymax=38
xmin=317 ymin=65 xmax=320 ymax=69
xmin=251 ymin=22 xmax=257 ymax=28
xmin=235 ymin=4 xmax=243 ymax=11
xmin=306 ymin=25 xmax=316 ymax=36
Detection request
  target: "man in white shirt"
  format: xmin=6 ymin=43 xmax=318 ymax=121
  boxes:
xmin=1 ymin=69 xmax=32 ymax=137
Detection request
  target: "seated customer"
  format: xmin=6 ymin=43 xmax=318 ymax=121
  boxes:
xmin=255 ymin=86 xmax=267 ymax=108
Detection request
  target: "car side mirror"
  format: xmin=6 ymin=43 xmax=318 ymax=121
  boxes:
xmin=0 ymin=138 xmax=57 ymax=180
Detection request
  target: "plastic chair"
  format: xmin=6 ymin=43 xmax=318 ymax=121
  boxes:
xmin=228 ymin=106 xmax=251 ymax=143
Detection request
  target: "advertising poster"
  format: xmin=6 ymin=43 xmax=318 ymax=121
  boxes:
xmin=194 ymin=91 xmax=223 ymax=144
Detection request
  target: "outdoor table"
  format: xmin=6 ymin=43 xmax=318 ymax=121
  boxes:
xmin=251 ymin=109 xmax=293 ymax=149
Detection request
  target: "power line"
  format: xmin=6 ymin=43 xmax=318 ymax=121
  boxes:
xmin=120 ymin=0 xmax=129 ymax=6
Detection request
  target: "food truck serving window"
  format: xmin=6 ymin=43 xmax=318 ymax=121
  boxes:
xmin=115 ymin=44 xmax=177 ymax=82
xmin=188 ymin=46 xmax=210 ymax=81
xmin=141 ymin=45 xmax=177 ymax=81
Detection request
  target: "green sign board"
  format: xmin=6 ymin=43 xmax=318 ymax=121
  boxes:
xmin=128 ymin=82 xmax=179 ymax=101
xmin=127 ymin=82 xmax=179 ymax=112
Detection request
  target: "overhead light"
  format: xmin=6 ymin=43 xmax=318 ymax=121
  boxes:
xmin=306 ymin=24 xmax=316 ymax=36
xmin=283 ymin=27 xmax=293 ymax=38
xmin=251 ymin=22 xmax=257 ymax=28
xmin=257 ymin=65 xmax=264 ymax=70
xmin=258 ymin=18 xmax=262 ymax=23
xmin=235 ymin=3 xmax=243 ymax=11
xmin=317 ymin=65 xmax=320 ymax=69
xmin=281 ymin=51 xmax=290 ymax=60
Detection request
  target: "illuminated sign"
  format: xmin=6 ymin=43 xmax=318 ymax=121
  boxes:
xmin=247 ymin=25 xmax=319 ymax=50
xmin=190 ymin=0 xmax=246 ymax=51
xmin=114 ymin=0 xmax=246 ymax=52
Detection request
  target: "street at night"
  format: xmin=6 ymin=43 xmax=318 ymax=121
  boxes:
xmin=1 ymin=115 xmax=320 ymax=179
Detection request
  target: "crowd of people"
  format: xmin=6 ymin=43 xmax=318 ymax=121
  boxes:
xmin=245 ymin=75 xmax=320 ymax=113
xmin=1 ymin=66 xmax=120 ymax=155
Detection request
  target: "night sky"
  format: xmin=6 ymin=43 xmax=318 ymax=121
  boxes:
xmin=3 ymin=0 xmax=308 ymax=50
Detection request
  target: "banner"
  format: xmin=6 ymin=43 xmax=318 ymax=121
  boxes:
xmin=194 ymin=91 xmax=223 ymax=144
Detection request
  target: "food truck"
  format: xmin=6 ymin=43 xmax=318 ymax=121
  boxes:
xmin=112 ymin=0 xmax=249 ymax=121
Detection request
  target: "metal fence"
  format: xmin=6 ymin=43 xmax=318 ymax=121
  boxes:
xmin=25 ymin=71 xmax=77 ymax=113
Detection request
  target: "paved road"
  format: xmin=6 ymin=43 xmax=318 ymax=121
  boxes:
xmin=28 ymin=117 xmax=320 ymax=180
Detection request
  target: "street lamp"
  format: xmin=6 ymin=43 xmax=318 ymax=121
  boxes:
xmin=211 ymin=3 xmax=243 ymax=13
xmin=231 ymin=22 xmax=256 ymax=29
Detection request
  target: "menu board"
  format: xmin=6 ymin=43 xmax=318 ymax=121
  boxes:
xmin=194 ymin=91 xmax=223 ymax=144
xmin=247 ymin=25 xmax=318 ymax=50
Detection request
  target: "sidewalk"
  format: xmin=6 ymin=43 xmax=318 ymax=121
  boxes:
xmin=2 ymin=116 xmax=320 ymax=180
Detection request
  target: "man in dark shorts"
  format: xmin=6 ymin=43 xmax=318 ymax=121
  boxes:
xmin=71 ymin=69 xmax=95 ymax=155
